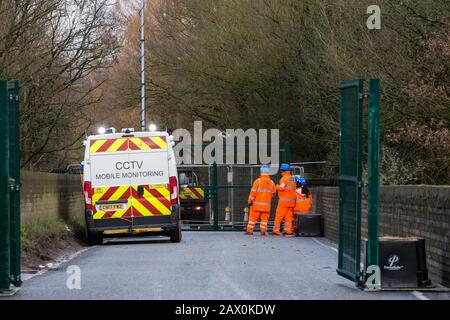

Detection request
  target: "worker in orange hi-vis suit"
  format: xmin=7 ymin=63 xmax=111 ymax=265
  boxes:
xmin=293 ymin=176 xmax=313 ymax=234
xmin=273 ymin=164 xmax=296 ymax=236
xmin=294 ymin=177 xmax=313 ymax=214
xmin=245 ymin=165 xmax=276 ymax=236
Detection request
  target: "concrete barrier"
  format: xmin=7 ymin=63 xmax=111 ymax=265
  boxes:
xmin=20 ymin=171 xmax=84 ymax=222
xmin=312 ymin=186 xmax=450 ymax=287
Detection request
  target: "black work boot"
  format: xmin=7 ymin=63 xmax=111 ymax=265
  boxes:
xmin=260 ymin=232 xmax=267 ymax=236
xmin=245 ymin=231 xmax=253 ymax=235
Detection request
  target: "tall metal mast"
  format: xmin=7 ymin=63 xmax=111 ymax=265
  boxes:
xmin=140 ymin=0 xmax=146 ymax=131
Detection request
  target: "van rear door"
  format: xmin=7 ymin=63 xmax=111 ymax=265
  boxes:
xmin=127 ymin=136 xmax=172 ymax=227
xmin=90 ymin=137 xmax=133 ymax=229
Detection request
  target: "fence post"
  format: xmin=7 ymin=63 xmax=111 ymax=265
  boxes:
xmin=8 ymin=80 xmax=21 ymax=286
xmin=0 ymin=80 xmax=11 ymax=292
xmin=367 ymin=78 xmax=381 ymax=269
xmin=212 ymin=161 xmax=219 ymax=231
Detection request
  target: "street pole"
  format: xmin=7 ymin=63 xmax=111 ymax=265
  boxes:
xmin=140 ymin=0 xmax=146 ymax=131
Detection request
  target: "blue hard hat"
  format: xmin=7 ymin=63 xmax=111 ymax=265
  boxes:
xmin=295 ymin=176 xmax=307 ymax=185
xmin=280 ymin=163 xmax=290 ymax=171
xmin=260 ymin=165 xmax=270 ymax=174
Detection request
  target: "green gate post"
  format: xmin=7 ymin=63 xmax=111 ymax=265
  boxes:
xmin=0 ymin=80 xmax=11 ymax=292
xmin=367 ymin=78 xmax=381 ymax=269
xmin=8 ymin=80 xmax=21 ymax=286
xmin=212 ymin=162 xmax=219 ymax=231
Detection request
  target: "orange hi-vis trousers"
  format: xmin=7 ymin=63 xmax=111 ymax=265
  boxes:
xmin=246 ymin=207 xmax=270 ymax=233
xmin=273 ymin=205 xmax=294 ymax=235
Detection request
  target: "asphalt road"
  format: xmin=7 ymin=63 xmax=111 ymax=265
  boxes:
xmin=6 ymin=232 xmax=450 ymax=300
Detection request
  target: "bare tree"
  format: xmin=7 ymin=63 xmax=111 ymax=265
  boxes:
xmin=0 ymin=0 xmax=122 ymax=170
xmin=97 ymin=0 xmax=450 ymax=184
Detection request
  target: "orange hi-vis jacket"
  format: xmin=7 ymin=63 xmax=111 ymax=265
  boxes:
xmin=248 ymin=174 xmax=276 ymax=212
xmin=276 ymin=172 xmax=296 ymax=208
xmin=294 ymin=188 xmax=313 ymax=213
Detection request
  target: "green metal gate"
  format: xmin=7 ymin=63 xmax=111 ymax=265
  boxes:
xmin=337 ymin=79 xmax=364 ymax=282
xmin=337 ymin=78 xmax=381 ymax=285
xmin=178 ymin=142 xmax=297 ymax=231
xmin=0 ymin=80 xmax=21 ymax=292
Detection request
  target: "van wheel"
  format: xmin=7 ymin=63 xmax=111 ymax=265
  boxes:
xmin=169 ymin=226 xmax=182 ymax=243
xmin=87 ymin=231 xmax=103 ymax=246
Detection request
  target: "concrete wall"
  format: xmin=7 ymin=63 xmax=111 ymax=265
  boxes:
xmin=20 ymin=171 xmax=84 ymax=222
xmin=312 ymin=186 xmax=450 ymax=287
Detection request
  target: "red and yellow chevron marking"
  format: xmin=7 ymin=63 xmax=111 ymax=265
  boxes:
xmin=92 ymin=186 xmax=131 ymax=219
xmin=129 ymin=137 xmax=167 ymax=151
xmin=92 ymin=185 xmax=171 ymax=219
xmin=180 ymin=187 xmax=205 ymax=200
xmin=90 ymin=136 xmax=167 ymax=153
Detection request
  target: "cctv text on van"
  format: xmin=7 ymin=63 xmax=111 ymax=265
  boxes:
xmin=95 ymin=159 xmax=166 ymax=181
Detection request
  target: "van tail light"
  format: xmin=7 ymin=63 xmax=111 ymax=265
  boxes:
xmin=169 ymin=176 xmax=178 ymax=205
xmin=84 ymin=181 xmax=93 ymax=209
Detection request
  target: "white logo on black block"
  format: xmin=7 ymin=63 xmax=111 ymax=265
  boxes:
xmin=384 ymin=254 xmax=404 ymax=271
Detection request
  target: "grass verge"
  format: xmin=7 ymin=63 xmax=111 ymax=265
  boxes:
xmin=21 ymin=218 xmax=87 ymax=271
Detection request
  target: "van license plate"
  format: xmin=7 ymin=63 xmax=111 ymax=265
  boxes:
xmin=100 ymin=204 xmax=126 ymax=211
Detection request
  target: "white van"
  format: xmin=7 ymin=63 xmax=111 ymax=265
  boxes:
xmin=82 ymin=129 xmax=181 ymax=245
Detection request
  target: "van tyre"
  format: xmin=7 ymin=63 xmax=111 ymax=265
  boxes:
xmin=170 ymin=226 xmax=182 ymax=243
xmin=87 ymin=231 xmax=103 ymax=246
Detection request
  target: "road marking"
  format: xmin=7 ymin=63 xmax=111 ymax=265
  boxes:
xmin=21 ymin=247 xmax=93 ymax=281
xmin=412 ymin=291 xmax=429 ymax=300
xmin=312 ymin=238 xmax=367 ymax=269
xmin=312 ymin=238 xmax=338 ymax=253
